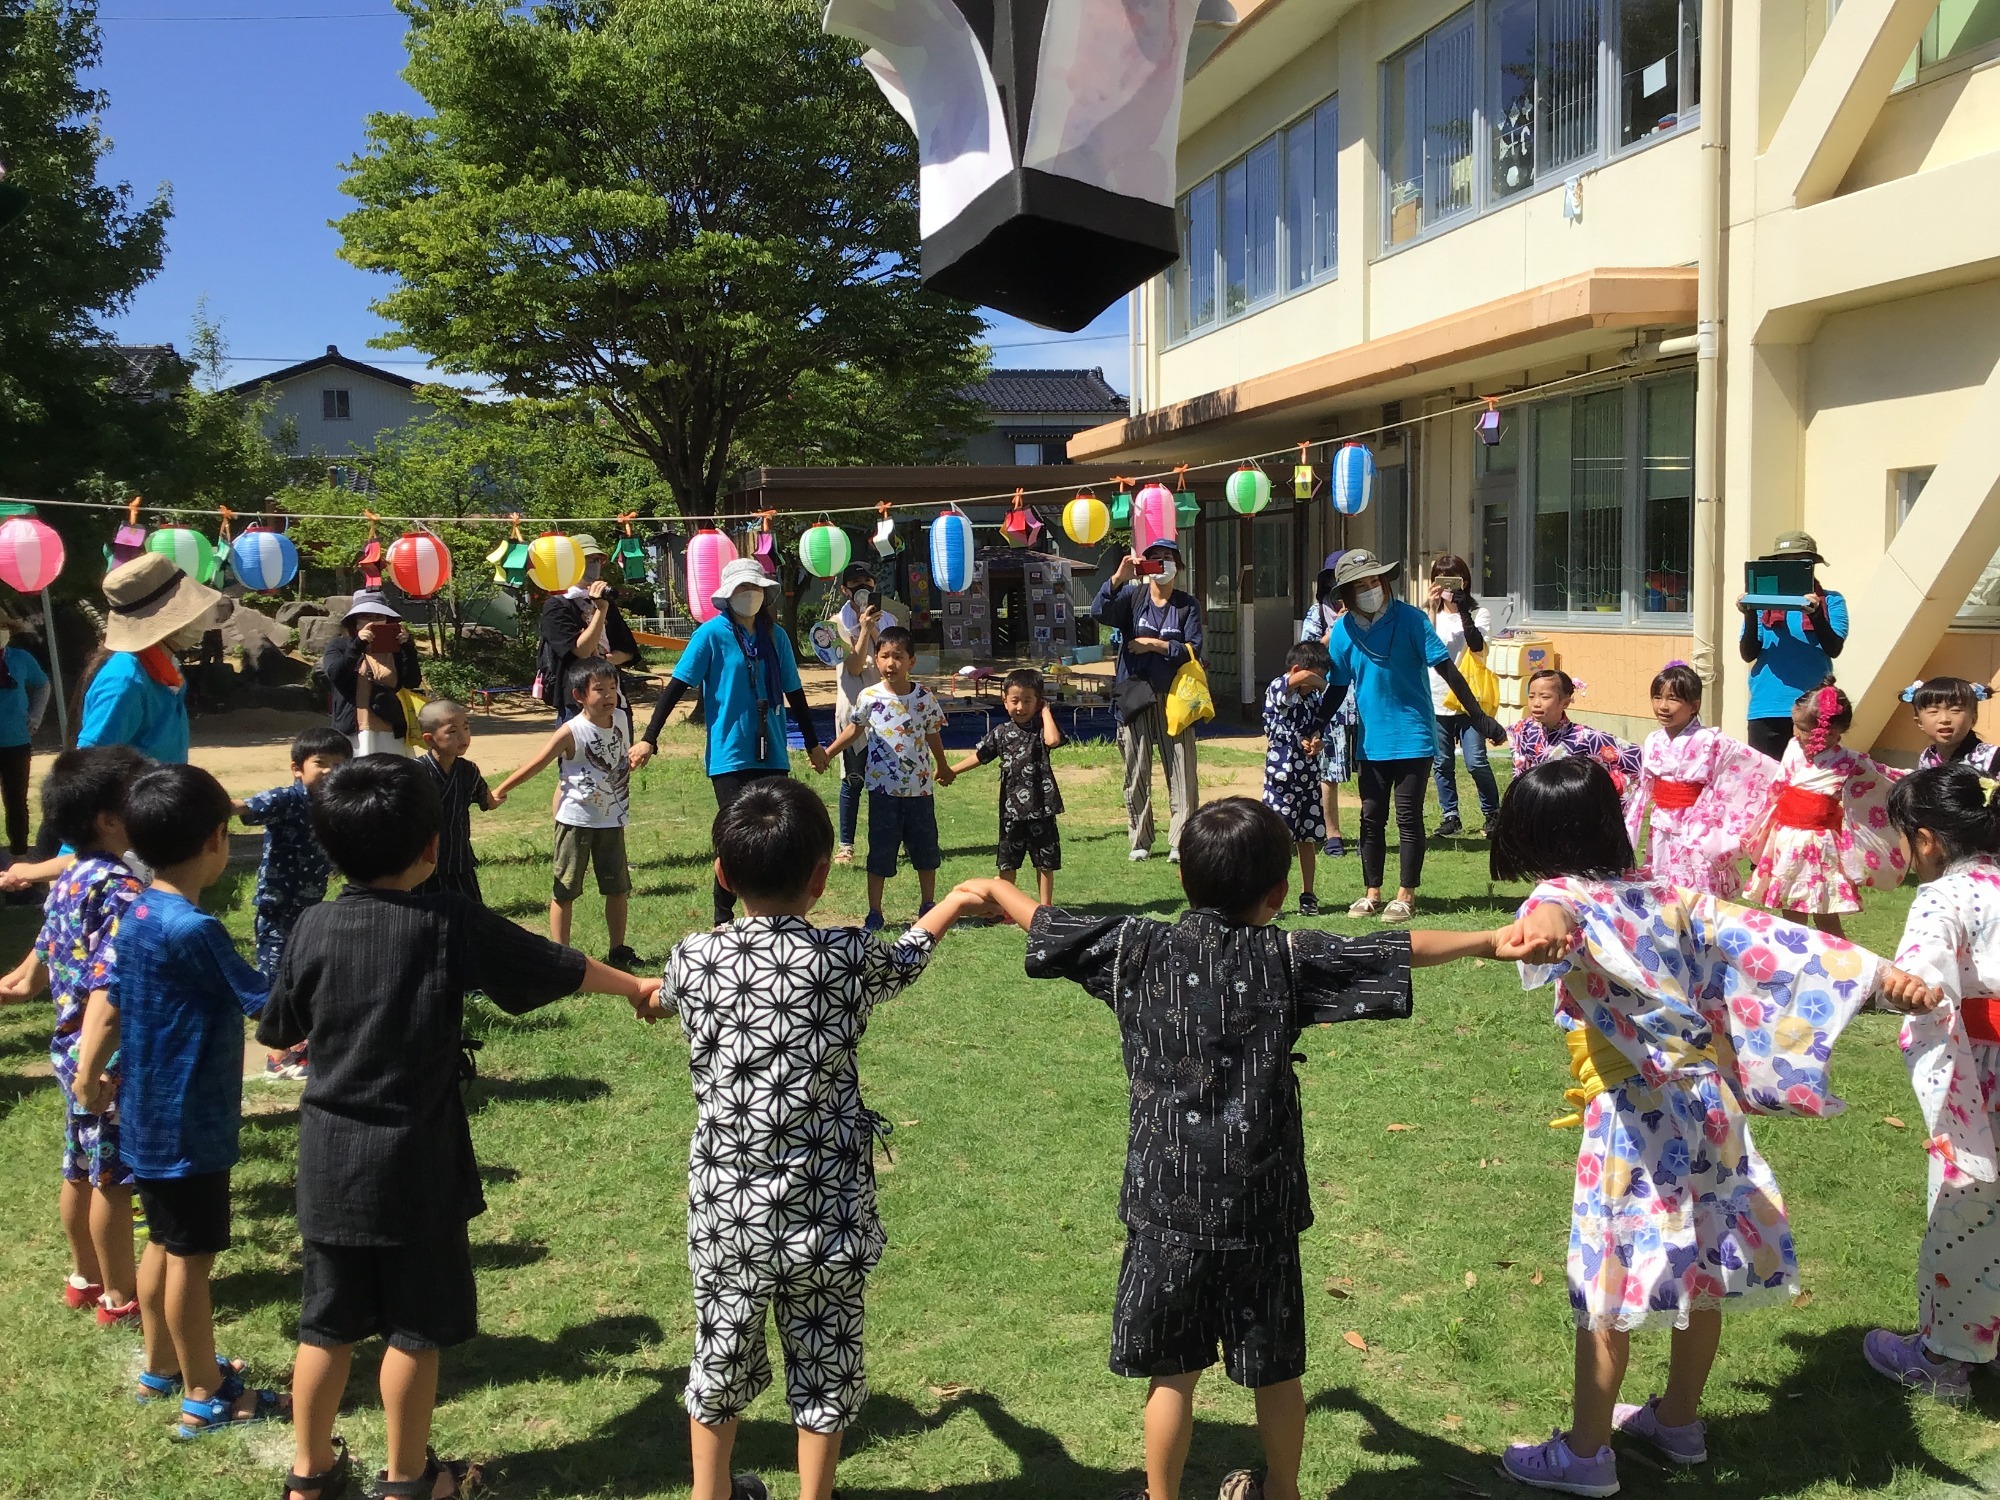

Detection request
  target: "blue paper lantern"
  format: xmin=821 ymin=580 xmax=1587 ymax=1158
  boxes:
xmin=1332 ymin=443 xmax=1376 ymax=515
xmin=228 ymin=527 xmax=299 ymax=592
xmin=930 ymin=508 xmax=974 ymax=594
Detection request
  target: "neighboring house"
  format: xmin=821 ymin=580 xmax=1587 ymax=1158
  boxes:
xmin=226 ymin=345 xmax=428 ymax=454
xmin=1069 ymin=0 xmax=2000 ymax=747
xmin=108 ymin=344 xmax=191 ymax=403
xmin=960 ymin=367 xmax=1129 ymax=465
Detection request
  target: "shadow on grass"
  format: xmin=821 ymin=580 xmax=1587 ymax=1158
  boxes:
xmin=0 ymin=1069 xmax=53 ymax=1119
xmin=210 ymin=1261 xmax=301 ymax=1321
xmin=465 ymin=1075 xmax=612 ymax=1112
xmin=0 ymin=1025 xmax=49 ymax=1064
xmin=1056 ymin=899 xmax=1188 ymax=917
xmin=471 ymin=1239 xmax=548 ymax=1271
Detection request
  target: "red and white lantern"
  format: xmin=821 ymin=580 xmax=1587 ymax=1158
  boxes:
xmin=1132 ymin=483 xmax=1177 ymax=554
xmin=387 ymin=531 xmax=453 ymax=599
xmin=0 ymin=516 xmax=65 ymax=594
xmin=686 ymin=527 xmax=739 ymax=624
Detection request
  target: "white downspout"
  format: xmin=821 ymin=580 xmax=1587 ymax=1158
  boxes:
xmin=1690 ymin=0 xmax=1726 ymax=709
xmin=1127 ymin=288 xmax=1143 ymax=419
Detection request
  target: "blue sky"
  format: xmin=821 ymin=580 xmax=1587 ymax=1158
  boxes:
xmin=91 ymin=2 xmax=1130 ymax=394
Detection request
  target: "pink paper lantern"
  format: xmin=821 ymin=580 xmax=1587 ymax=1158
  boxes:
xmin=387 ymin=531 xmax=453 ymax=599
xmin=0 ymin=516 xmax=65 ymax=594
xmin=686 ymin=527 xmax=739 ymax=624
xmin=1132 ymin=483 xmax=1177 ymax=554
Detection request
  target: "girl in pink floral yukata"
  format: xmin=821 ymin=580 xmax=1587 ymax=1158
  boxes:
xmin=1626 ymin=662 xmax=1780 ymax=900
xmin=1488 ymin=758 xmax=1937 ymax=1498
xmin=1744 ymin=681 xmax=1907 ymax=937
xmin=1865 ymin=765 xmax=2000 ymax=1403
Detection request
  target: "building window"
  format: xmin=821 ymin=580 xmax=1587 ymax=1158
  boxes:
xmin=1871 ymin=0 xmax=2000 ymax=83
xmin=1617 ymin=0 xmax=1699 ymax=143
xmin=1894 ymin=465 xmax=2000 ymax=623
xmin=1012 ymin=440 xmax=1071 ymax=466
xmin=1384 ymin=11 xmax=1477 ymax=246
xmin=1513 ymin=372 xmax=1693 ymax=623
xmin=1477 ymin=418 xmax=1519 ymax=596
xmin=1168 ymin=96 xmax=1337 ymax=344
xmin=322 ymin=389 xmax=351 ymax=421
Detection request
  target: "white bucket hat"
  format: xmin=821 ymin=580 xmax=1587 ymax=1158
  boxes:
xmin=711 ymin=556 xmax=781 ymax=612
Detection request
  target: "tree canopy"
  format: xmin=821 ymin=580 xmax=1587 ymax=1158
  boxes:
xmin=337 ymin=0 xmax=990 ymax=517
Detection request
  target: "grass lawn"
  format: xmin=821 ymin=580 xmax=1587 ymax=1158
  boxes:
xmin=1 ymin=726 xmax=1998 ymax=1499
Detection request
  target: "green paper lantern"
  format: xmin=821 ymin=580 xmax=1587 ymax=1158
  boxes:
xmin=146 ymin=526 xmax=221 ymax=585
xmin=799 ymin=522 xmax=852 ymax=579
xmin=1224 ymin=465 xmax=1273 ymax=516
xmin=613 ymin=535 xmax=648 ymax=581
xmin=1174 ymin=489 xmax=1200 ymax=525
xmin=1110 ymin=489 xmax=1132 ymax=526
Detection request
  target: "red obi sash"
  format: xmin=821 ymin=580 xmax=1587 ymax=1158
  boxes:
xmin=1774 ymin=786 xmax=1843 ymax=832
xmin=1962 ymin=997 xmax=2000 ymax=1044
xmin=1652 ymin=779 xmax=1703 ymax=810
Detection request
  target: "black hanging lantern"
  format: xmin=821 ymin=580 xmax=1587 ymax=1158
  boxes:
xmin=824 ymin=0 xmax=1223 ymax=332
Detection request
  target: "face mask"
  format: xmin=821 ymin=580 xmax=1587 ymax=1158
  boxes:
xmin=1354 ymin=585 xmax=1386 ymax=616
xmin=1153 ymin=561 xmax=1177 ymax=584
xmin=851 ymin=588 xmax=872 ymax=610
xmin=169 ymin=620 xmax=210 ymax=650
xmin=584 ymin=559 xmax=603 ymax=584
xmin=729 ymin=590 xmax=763 ymax=620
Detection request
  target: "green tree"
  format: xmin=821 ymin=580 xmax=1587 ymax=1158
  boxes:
xmin=337 ymin=0 xmax=989 ymax=518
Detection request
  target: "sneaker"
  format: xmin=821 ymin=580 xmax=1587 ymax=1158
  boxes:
xmin=1322 ymin=836 xmax=1346 ymax=858
xmin=63 ymin=1276 xmax=102 ymax=1310
xmin=1167 ymin=848 xmax=1181 ymax=864
xmin=1380 ymin=899 xmax=1415 ymax=924
xmin=1611 ymin=1394 xmax=1707 ymax=1463
xmin=263 ymin=1044 xmax=308 ymax=1082
xmin=863 ymin=910 xmax=886 ymax=934
xmin=95 ymin=1297 xmax=140 ymax=1327
xmin=1437 ymin=814 xmax=1463 ymax=837
xmin=834 ymin=844 xmax=854 ymax=866
xmin=1218 ymin=1471 xmax=1266 ymax=1500
xmin=1128 ymin=849 xmax=1151 ymax=863
xmin=1298 ymin=892 xmax=1321 ymax=916
xmin=606 ymin=945 xmax=642 ymax=971
xmin=1864 ymin=1328 xmax=1973 ymax=1403
xmin=916 ymin=901 xmax=935 ymax=922
xmin=730 ymin=1476 xmax=770 ymax=1500
xmin=1499 ymin=1432 xmax=1620 ymax=1496
xmin=1348 ymin=896 xmax=1383 ymax=918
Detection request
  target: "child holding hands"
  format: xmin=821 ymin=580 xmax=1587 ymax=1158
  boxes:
xmin=414 ymin=697 xmax=497 ymax=903
xmin=1261 ymin=639 xmax=1333 ymax=914
xmin=947 ymin=666 xmax=1064 ymax=905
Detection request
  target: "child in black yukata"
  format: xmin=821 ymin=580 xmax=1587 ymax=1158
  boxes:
xmin=1260 ymin=639 xmax=1333 ymax=916
xmin=256 ymin=757 xmax=660 ymax=1500
xmin=662 ymin=778 xmax=987 ymax=1500
xmin=947 ymin=665 xmax=1065 ymax=906
xmin=964 ymin=798 xmax=1542 ymax=1500
xmin=412 ymin=697 xmax=497 ymax=903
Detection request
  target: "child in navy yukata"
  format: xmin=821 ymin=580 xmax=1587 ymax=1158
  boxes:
xmin=1509 ymin=668 xmax=1641 ymax=791
xmin=663 ymin=778 xmax=986 ymax=1500
xmin=0 ymin=747 xmax=149 ymax=1326
xmin=414 ymin=698 xmax=496 ymax=903
xmin=1261 ymin=639 xmax=1333 ymax=915
xmin=234 ymin=727 xmax=348 ymax=1080
xmin=946 ymin=666 xmax=1065 ymax=906
xmin=1905 ymin=676 xmax=2000 ymax=774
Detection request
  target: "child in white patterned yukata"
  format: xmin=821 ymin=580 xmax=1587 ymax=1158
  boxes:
xmin=1260 ymin=639 xmax=1332 ymax=915
xmin=1490 ymin=758 xmax=1937 ymax=1497
xmin=1866 ymin=765 xmax=2000 ymax=1403
xmin=947 ymin=666 xmax=1065 ymax=905
xmin=664 ymin=777 xmax=986 ymax=1500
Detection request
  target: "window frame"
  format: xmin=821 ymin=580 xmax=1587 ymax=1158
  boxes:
xmin=322 ymin=388 xmax=352 ymax=421
xmin=1166 ymin=94 xmax=1339 ymax=348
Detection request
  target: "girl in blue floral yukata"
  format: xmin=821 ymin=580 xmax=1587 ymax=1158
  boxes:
xmin=1489 ymin=758 xmax=1939 ymax=1497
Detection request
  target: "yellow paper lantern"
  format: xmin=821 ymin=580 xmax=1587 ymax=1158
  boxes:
xmin=527 ymin=531 xmax=586 ymax=592
xmin=1062 ymin=492 xmax=1110 ymax=546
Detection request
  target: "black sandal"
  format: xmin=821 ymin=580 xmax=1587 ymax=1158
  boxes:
xmin=370 ymin=1450 xmax=481 ymax=1500
xmin=283 ymin=1436 xmax=353 ymax=1500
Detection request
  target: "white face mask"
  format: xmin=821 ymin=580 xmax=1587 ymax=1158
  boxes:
xmin=168 ymin=620 xmax=210 ymax=649
xmin=1153 ymin=561 xmax=1177 ymax=584
xmin=1353 ymin=585 xmax=1386 ymax=616
xmin=728 ymin=589 xmax=763 ymax=620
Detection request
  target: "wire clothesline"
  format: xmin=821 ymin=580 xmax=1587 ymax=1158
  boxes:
xmin=0 ymin=360 xmax=1644 ymax=532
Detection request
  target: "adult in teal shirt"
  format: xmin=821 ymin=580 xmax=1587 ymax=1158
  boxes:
xmin=1316 ymin=550 xmax=1503 ymax=924
xmin=0 ymin=626 xmax=50 ymax=855
xmin=1738 ymin=529 xmax=1846 ymax=762
xmin=631 ymin=556 xmax=828 ymax=924
xmin=75 ymin=552 xmax=219 ymax=766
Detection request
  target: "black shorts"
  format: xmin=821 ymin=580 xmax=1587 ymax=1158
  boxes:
xmin=997 ymin=816 xmax=1061 ymax=873
xmin=866 ymin=791 xmax=941 ymax=878
xmin=1110 ymin=1231 xmax=1306 ymax=1389
xmin=135 ymin=1171 xmax=232 ymax=1257
xmin=298 ymin=1225 xmax=477 ymax=1352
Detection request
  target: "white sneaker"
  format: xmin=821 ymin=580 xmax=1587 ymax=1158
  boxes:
xmin=1128 ymin=849 xmax=1150 ymax=863
xmin=1167 ymin=848 xmax=1181 ymax=864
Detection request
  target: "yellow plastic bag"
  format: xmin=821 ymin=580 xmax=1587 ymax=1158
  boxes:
xmin=1444 ymin=649 xmax=1500 ymax=717
xmin=1164 ymin=659 xmax=1216 ymax=739
xmin=399 ymin=688 xmax=429 ymax=749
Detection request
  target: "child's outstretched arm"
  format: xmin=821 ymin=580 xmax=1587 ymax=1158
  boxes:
xmin=1878 ymin=965 xmax=1944 ymax=1013
xmin=491 ymin=721 xmax=576 ymax=805
xmin=823 ymin=719 xmax=862 ymax=759
xmin=0 ymin=947 xmax=44 ymax=1002
xmin=909 ymin=886 xmax=990 ymax=942
xmin=928 ymin=730 xmax=955 ymax=786
xmin=578 ymin=956 xmax=665 ymax=1021
xmin=956 ymin=876 xmax=1043 ymax=932
xmin=946 ymin=751 xmax=984 ymax=775
xmin=1490 ymin=902 xmax=1578 ymax=965
xmin=74 ymin=989 xmax=118 ymax=1113
xmin=1408 ymin=928 xmax=1505 ymax=965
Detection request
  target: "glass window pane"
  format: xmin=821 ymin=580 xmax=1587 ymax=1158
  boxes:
xmin=1253 ymin=513 xmax=1292 ymax=596
xmin=1640 ymin=376 xmax=1692 ymax=613
xmin=1532 ymin=403 xmax=1572 ymax=613
xmin=1222 ymin=160 xmax=1248 ymax=316
xmin=1480 ymin=414 xmax=1520 ymax=475
xmin=1314 ymin=99 xmax=1338 ymax=275
xmin=1168 ymin=200 xmax=1188 ymax=340
xmin=1246 ymin=138 xmax=1280 ymax=304
xmin=1283 ymin=120 xmax=1315 ymax=291
xmin=1481 ymin=498 xmax=1512 ymax=596
xmin=1384 ymin=48 xmax=1424 ymax=245
xmin=1927 ymin=0 xmax=2000 ymax=66
xmin=1205 ymin=506 xmax=1239 ymax=610
xmin=1619 ymin=0 xmax=1683 ymax=143
xmin=1187 ymin=177 xmax=1217 ymax=328
xmin=1426 ymin=16 xmax=1476 ymax=224
xmin=1490 ymin=0 xmax=1538 ymax=199
xmin=1682 ymin=0 xmax=1701 ymax=114
xmin=1540 ymin=0 xmax=1599 ymax=172
xmin=1570 ymin=390 xmax=1625 ymax=613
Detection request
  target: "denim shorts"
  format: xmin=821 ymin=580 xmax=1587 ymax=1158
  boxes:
xmin=866 ymin=791 xmax=940 ymax=878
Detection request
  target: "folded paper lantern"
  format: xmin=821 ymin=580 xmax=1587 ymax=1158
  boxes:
xmin=613 ymin=534 xmax=648 ymax=582
xmin=109 ymin=523 xmax=149 ymax=569
xmin=1332 ymin=443 xmax=1375 ymax=515
xmin=1132 ymin=483 xmax=1177 ymax=554
xmin=824 ymin=0 xmax=1212 ymax=331
xmin=1062 ymin=492 xmax=1110 ymax=546
xmin=685 ymin=527 xmax=739 ymax=623
xmin=388 ymin=531 xmax=453 ymax=599
xmin=229 ymin=526 xmax=299 ymax=594
xmin=527 ymin=532 xmax=587 ymax=593
xmin=1110 ymin=487 xmax=1132 ymax=526
xmin=147 ymin=526 xmax=221 ymax=586
xmin=799 ymin=522 xmax=853 ymax=579
xmin=930 ymin=508 xmax=974 ymax=594
xmin=1225 ymin=464 xmax=1271 ymax=516
xmin=872 ymin=516 xmax=898 ymax=557
xmin=1293 ymin=464 xmax=1316 ymax=500
xmin=1174 ymin=489 xmax=1200 ymax=525
xmin=0 ymin=516 xmax=64 ymax=594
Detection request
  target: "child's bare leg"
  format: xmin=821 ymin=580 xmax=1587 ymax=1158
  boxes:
xmin=1815 ymin=912 xmax=1845 ymax=938
xmin=689 ymin=1415 xmax=740 ymax=1500
xmin=797 ymin=1427 xmax=844 ymax=1500
xmin=1143 ymin=1370 xmax=1200 ymax=1500
xmin=1297 ymin=841 xmax=1316 ymax=896
xmin=997 ymin=868 xmax=1019 ymax=886
xmin=1253 ymin=1378 xmax=1305 ymax=1500
xmin=605 ymin=892 xmax=629 ymax=949
xmin=1657 ymin=1310 xmax=1721 ymax=1426
xmin=866 ymin=874 xmax=886 ymax=914
xmin=167 ymin=1250 xmax=261 ymax=1420
xmin=288 ymin=1343 xmax=354 ymax=1499
xmin=918 ymin=867 xmax=937 ymax=906
xmin=549 ymin=898 xmax=573 ymax=946
xmin=1327 ymin=782 xmax=1343 ymax=837
xmin=59 ymin=1179 xmax=100 ymax=1286
xmin=1570 ymin=1325 xmax=1630 ymax=1454
xmin=89 ymin=1180 xmax=135 ymax=1303
xmin=1037 ymin=868 xmax=1054 ymax=905
xmin=378 ymin=1345 xmax=440 ymax=1486
xmin=138 ymin=1238 xmax=173 ymax=1375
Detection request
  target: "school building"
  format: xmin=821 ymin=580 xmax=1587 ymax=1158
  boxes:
xmin=1067 ymin=0 xmax=2000 ymax=758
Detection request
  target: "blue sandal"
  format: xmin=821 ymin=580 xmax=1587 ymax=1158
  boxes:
xmin=173 ymin=1372 xmax=287 ymax=1439
xmin=136 ymin=1355 xmax=247 ymax=1403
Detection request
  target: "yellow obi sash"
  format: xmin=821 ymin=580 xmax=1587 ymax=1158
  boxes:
xmin=1550 ymin=1023 xmax=1640 ymax=1129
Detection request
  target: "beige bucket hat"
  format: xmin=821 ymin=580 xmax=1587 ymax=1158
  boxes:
xmin=101 ymin=553 xmax=221 ymax=653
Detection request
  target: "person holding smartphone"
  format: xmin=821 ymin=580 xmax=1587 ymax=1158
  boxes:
xmin=1093 ymin=540 xmax=1205 ymax=863
xmin=1425 ymin=553 xmax=1501 ymax=837
xmin=831 ymin=563 xmax=887 ymax=864
xmin=322 ymin=592 xmax=423 ymax=757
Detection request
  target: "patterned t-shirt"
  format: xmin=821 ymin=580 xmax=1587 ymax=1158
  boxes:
xmin=853 ymin=681 xmax=945 ymax=797
xmin=974 ymin=718 xmax=1064 ymax=825
xmin=38 ymin=853 xmax=143 ymax=1039
xmin=240 ymin=780 xmax=332 ymax=913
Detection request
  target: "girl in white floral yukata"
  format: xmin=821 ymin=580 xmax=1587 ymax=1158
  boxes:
xmin=1866 ymin=765 xmax=2000 ymax=1403
xmin=1490 ymin=758 xmax=1937 ymax=1498
xmin=1743 ymin=681 xmax=1907 ymax=937
xmin=1626 ymin=661 xmax=1780 ymax=900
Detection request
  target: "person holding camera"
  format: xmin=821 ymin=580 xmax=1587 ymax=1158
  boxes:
xmin=1093 ymin=540 xmax=1204 ymax=863
xmin=323 ymin=592 xmax=423 ymax=757
xmin=1739 ymin=530 xmax=1846 ymax=762
xmin=537 ymin=533 xmax=638 ymax=724
xmin=1425 ymin=553 xmax=1501 ymax=837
